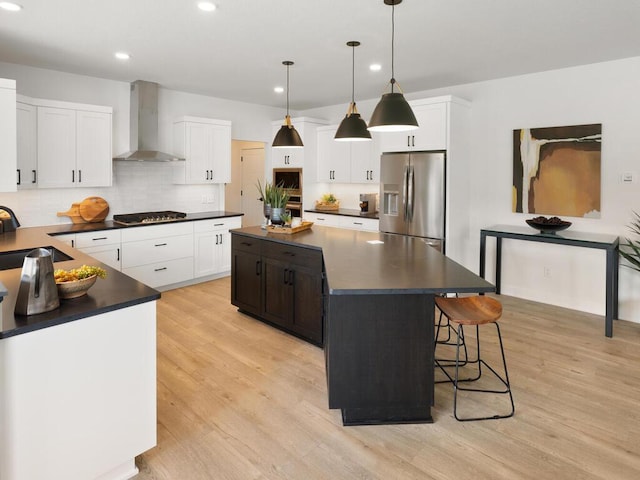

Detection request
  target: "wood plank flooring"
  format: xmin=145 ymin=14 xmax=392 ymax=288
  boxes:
xmin=134 ymin=277 xmax=640 ymax=480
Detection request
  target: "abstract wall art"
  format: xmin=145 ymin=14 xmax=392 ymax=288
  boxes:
xmin=512 ymin=123 xmax=602 ymax=218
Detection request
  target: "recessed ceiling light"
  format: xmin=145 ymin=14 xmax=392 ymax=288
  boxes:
xmin=197 ymin=2 xmax=216 ymax=12
xmin=369 ymin=63 xmax=382 ymax=72
xmin=0 ymin=2 xmax=22 ymax=11
xmin=114 ymin=52 xmax=130 ymax=60
xmin=274 ymin=86 xmax=284 ymax=94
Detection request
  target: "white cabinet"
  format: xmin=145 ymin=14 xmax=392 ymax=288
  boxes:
xmin=304 ymin=212 xmax=379 ymax=232
xmin=36 ymin=101 xmax=112 ymax=189
xmin=316 ymin=126 xmax=350 ymax=183
xmin=316 ymin=125 xmax=379 ymax=184
xmin=193 ymin=216 xmax=242 ymax=278
xmin=173 ymin=116 xmax=232 ymax=184
xmin=16 ymin=101 xmax=37 ymax=189
xmin=377 ymin=100 xmax=447 ymax=153
xmin=121 ymin=223 xmax=194 ymax=288
xmin=53 ymin=233 xmax=76 ymax=247
xmin=0 ymin=78 xmax=17 ymax=193
xmin=75 ymin=230 xmax=122 ymax=270
xmin=270 ymin=117 xmax=327 ymax=174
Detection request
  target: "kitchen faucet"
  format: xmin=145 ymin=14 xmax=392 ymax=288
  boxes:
xmin=0 ymin=206 xmax=21 ymax=232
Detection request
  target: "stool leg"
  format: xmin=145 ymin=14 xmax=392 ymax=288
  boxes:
xmin=435 ymin=311 xmax=470 ymax=369
xmin=452 ymin=322 xmax=515 ymax=422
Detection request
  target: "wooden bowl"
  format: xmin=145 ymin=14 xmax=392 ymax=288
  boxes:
xmin=56 ymin=275 xmax=97 ymax=299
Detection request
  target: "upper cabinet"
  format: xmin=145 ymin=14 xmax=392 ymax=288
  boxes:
xmin=316 ymin=125 xmax=379 ymax=184
xmin=16 ymin=102 xmax=37 ymax=189
xmin=0 ymin=79 xmax=17 ymax=193
xmin=29 ymin=98 xmax=113 ymax=189
xmin=270 ymin=118 xmax=327 ymax=175
xmin=173 ymin=116 xmax=232 ymax=184
xmin=376 ymin=100 xmax=447 ymax=153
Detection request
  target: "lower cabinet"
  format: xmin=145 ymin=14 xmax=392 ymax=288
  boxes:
xmin=193 ymin=217 xmax=242 ymax=278
xmin=231 ymin=233 xmax=324 ymax=346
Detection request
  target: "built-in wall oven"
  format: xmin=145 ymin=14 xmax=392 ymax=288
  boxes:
xmin=273 ymin=168 xmax=302 ymax=218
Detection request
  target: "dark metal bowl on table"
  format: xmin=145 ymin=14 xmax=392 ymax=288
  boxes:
xmin=525 ymin=216 xmax=572 ymax=234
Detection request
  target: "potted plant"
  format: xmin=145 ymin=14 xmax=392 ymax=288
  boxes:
xmin=269 ymin=182 xmax=290 ymax=225
xmin=620 ymin=211 xmax=640 ymax=271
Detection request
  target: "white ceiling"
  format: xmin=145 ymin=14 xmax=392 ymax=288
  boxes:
xmin=2 ymin=0 xmax=640 ymax=110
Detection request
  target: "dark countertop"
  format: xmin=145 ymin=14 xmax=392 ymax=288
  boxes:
xmin=304 ymin=208 xmax=378 ymax=220
xmin=46 ymin=210 xmax=244 ymax=236
xmin=232 ymin=225 xmax=493 ymax=295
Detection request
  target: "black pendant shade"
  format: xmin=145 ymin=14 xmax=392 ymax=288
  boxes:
xmin=273 ymin=61 xmax=303 ymax=148
xmin=368 ymin=92 xmax=418 ymax=132
xmin=368 ymin=0 xmax=419 ymax=133
xmin=273 ymin=115 xmax=304 ymax=148
xmin=335 ymin=41 xmax=371 ymax=142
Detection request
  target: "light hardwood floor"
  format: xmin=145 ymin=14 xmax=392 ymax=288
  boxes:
xmin=134 ymin=277 xmax=640 ymax=480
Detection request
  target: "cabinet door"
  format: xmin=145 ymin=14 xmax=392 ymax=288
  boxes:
xmin=79 ymin=244 xmax=121 ymax=271
xmin=184 ymin=122 xmax=212 ymax=184
xmin=350 ymin=140 xmax=378 ymax=184
xmin=0 ymin=79 xmax=16 ymax=193
xmin=291 ymin=265 xmax=323 ymax=344
xmin=231 ymin=248 xmax=262 ymax=316
xmin=16 ymin=102 xmax=37 ymax=189
xmin=262 ymin=257 xmax=293 ymax=328
xmin=210 ymin=124 xmax=231 ymax=183
xmin=194 ymin=230 xmax=231 ymax=277
xmin=411 ymin=102 xmax=447 ymax=151
xmin=37 ymin=106 xmax=76 ymax=188
xmin=76 ymin=110 xmax=112 ymax=187
xmin=317 ymin=127 xmax=349 ymax=183
xmin=272 ymin=147 xmax=303 ymax=168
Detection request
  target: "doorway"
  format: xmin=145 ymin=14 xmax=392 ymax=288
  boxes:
xmin=226 ymin=140 xmax=265 ymax=227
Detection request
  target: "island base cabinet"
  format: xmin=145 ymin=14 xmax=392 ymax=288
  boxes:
xmin=325 ymin=293 xmax=434 ymax=425
xmin=0 ymin=302 xmax=156 ymax=480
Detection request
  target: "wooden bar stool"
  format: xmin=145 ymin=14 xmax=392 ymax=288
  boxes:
xmin=434 ymin=295 xmax=515 ymax=421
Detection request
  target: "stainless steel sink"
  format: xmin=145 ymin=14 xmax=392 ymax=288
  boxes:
xmin=0 ymin=246 xmax=73 ymax=271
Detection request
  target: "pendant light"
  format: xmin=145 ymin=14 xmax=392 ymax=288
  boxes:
xmin=335 ymin=41 xmax=372 ymax=142
xmin=273 ymin=60 xmax=304 ymax=148
xmin=368 ymin=0 xmax=418 ymax=133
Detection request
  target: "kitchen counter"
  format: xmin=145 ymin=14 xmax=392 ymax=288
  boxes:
xmin=0 ymin=226 xmax=160 ymax=339
xmin=304 ymin=207 xmax=378 ymax=219
xmin=231 ymin=225 xmax=493 ymax=425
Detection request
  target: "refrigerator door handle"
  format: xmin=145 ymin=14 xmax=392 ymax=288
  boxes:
xmin=408 ymin=165 xmax=415 ymax=221
xmin=402 ymin=165 xmax=409 ymax=221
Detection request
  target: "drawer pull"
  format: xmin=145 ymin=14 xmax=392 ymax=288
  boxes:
xmin=92 ymin=237 xmax=108 ymax=241
xmin=117 ymin=247 xmax=120 ymax=262
xmin=353 ymin=222 xmax=363 ymax=225
xmin=154 ymin=267 xmax=167 ymax=272
xmin=255 ymin=260 xmax=261 ymax=276
xmin=283 ymin=268 xmax=289 ymax=285
xmin=240 ymin=241 xmax=252 ymax=246
xmin=283 ymin=251 xmax=295 ymax=256
xmin=154 ymin=243 xmax=168 ymax=247
xmin=214 ymin=223 xmax=224 ymax=226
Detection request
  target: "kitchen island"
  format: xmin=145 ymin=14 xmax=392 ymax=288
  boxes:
xmin=0 ymin=226 xmax=160 ymax=480
xmin=231 ymin=225 xmax=494 ymax=425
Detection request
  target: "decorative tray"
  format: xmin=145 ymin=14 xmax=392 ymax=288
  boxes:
xmin=267 ymin=221 xmax=314 ymax=234
xmin=314 ymin=202 xmax=340 ymax=211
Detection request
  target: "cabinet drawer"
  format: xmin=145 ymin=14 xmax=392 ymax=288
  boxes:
xmin=121 ymin=234 xmax=193 ymax=268
xmin=342 ymin=217 xmax=379 ymax=232
xmin=123 ymin=257 xmax=193 ymax=288
xmin=121 ymin=222 xmax=193 ymax=242
xmin=263 ymin=241 xmax=322 ymax=270
xmin=232 ymin=235 xmax=262 ymax=255
xmin=194 ymin=216 xmax=242 ymax=233
xmin=74 ymin=230 xmax=121 ymax=248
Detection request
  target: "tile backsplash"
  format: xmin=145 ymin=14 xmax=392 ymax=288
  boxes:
xmin=0 ymin=162 xmax=224 ymax=227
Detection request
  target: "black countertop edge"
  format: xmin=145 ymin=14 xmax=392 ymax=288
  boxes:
xmin=304 ymin=208 xmax=379 ymax=220
xmin=0 ymin=293 xmax=160 ymax=339
xmin=47 ymin=211 xmax=244 ymax=236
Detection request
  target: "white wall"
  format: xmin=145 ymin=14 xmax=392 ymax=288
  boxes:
xmin=0 ymin=61 xmax=284 ymax=226
xmin=302 ymin=56 xmax=640 ymax=324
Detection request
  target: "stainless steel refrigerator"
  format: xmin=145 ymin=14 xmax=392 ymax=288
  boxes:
xmin=379 ymin=151 xmax=445 ymax=252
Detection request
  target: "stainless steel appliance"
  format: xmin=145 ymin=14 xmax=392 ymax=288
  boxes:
xmin=113 ymin=211 xmax=187 ymax=226
xmin=14 ymin=248 xmax=60 ymax=316
xmin=379 ymin=151 xmax=445 ymax=252
xmin=273 ymin=168 xmax=302 ymax=218
xmin=359 ymin=193 xmax=377 ymax=214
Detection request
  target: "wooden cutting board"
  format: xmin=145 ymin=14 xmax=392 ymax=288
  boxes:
xmin=78 ymin=196 xmax=109 ymax=223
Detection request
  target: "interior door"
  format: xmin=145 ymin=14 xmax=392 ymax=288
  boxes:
xmin=240 ymin=147 xmax=265 ymax=226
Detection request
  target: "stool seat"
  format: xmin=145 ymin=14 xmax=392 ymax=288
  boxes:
xmin=435 ymin=296 xmax=502 ymax=326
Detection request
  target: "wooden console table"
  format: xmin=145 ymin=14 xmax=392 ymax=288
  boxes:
xmin=479 ymin=225 xmax=619 ymax=337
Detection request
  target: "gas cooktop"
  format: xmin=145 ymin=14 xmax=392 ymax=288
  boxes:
xmin=113 ymin=211 xmax=187 ymax=226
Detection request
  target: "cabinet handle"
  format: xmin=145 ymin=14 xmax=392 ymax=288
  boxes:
xmin=92 ymin=237 xmax=107 ymax=241
xmin=214 ymin=223 xmax=224 ymax=226
xmin=255 ymin=260 xmax=261 ymax=276
xmin=353 ymin=222 xmax=363 ymax=225
xmin=117 ymin=247 xmax=120 ymax=262
xmin=241 ymin=241 xmax=253 ymax=246
xmin=16 ymin=169 xmax=21 ymax=185
xmin=370 ymin=170 xmax=374 ymax=181
xmin=72 ymin=170 xmax=75 ymax=183
xmin=288 ymin=269 xmax=294 ymax=285
xmin=282 ymin=251 xmax=295 ymax=257
xmin=219 ymin=234 xmax=223 ymax=245
xmin=32 ymin=170 xmax=37 ymax=184
xmin=154 ymin=243 xmax=168 ymax=247
xmin=78 ymin=170 xmax=82 ymax=183
xmin=206 ymin=170 xmax=209 ymax=180
xmin=283 ymin=268 xmax=289 ymax=285
xmin=71 ymin=239 xmax=75 ymax=248
xmin=154 ymin=267 xmax=167 ymax=272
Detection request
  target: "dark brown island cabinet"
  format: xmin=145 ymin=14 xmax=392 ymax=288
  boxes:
xmin=231 ymin=226 xmax=494 ymax=425
xmin=231 ymin=232 xmax=324 ymax=345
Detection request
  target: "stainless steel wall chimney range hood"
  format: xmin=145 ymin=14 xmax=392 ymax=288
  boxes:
xmin=113 ymin=80 xmax=184 ymax=162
